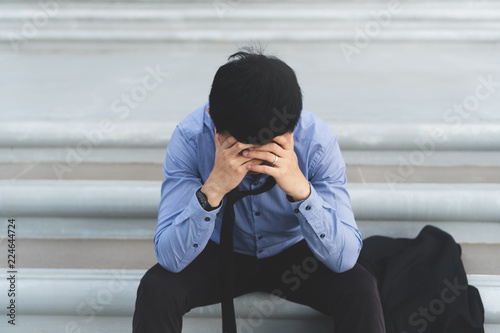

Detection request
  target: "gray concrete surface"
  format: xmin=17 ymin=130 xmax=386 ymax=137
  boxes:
xmin=3 ymin=120 xmax=500 ymax=150
xmin=2 ymin=42 xmax=500 ymax=122
xmin=1 ymin=163 xmax=500 ymax=183
xmin=2 ymin=1 xmax=500 ymax=44
xmin=0 ymin=316 xmax=499 ymax=333
xmin=2 ymin=181 xmax=500 ymax=222
xmin=1 ymin=238 xmax=499 ymax=274
xmin=0 ymin=269 xmax=498 ymax=321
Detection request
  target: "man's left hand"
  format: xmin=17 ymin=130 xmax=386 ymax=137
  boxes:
xmin=244 ymin=132 xmax=311 ymax=201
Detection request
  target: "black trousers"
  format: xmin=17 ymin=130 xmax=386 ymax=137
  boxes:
xmin=133 ymin=240 xmax=385 ymax=333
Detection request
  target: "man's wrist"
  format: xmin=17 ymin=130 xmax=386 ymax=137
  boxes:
xmin=289 ymin=181 xmax=311 ymax=202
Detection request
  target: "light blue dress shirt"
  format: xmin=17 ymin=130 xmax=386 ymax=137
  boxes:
xmin=155 ymin=103 xmax=362 ymax=274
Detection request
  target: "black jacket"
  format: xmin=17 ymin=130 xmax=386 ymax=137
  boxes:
xmin=358 ymin=225 xmax=485 ymax=333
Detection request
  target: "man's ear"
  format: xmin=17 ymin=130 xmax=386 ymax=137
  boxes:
xmin=207 ymin=107 xmax=216 ymax=133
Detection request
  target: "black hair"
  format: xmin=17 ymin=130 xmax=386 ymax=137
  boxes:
xmin=208 ymin=46 xmax=302 ymax=144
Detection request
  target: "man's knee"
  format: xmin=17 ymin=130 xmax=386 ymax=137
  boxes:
xmin=137 ymin=264 xmax=183 ymax=306
xmin=346 ymin=265 xmax=380 ymax=303
xmin=134 ymin=264 xmax=187 ymax=333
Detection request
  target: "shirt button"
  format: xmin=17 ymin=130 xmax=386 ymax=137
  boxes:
xmin=194 ymin=243 xmax=199 ymax=248
xmin=320 ymin=233 xmax=325 ymax=238
xmin=255 ymin=212 xmax=261 ymax=216
xmin=294 ymin=208 xmax=299 ymax=214
xmin=305 ymin=205 xmax=311 ymax=211
xmin=258 ymin=250 xmax=263 ymax=253
xmin=258 ymin=235 xmax=263 ymax=240
xmin=205 ymin=217 xmax=211 ymax=221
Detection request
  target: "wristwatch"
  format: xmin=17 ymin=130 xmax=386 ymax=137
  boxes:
xmin=196 ymin=188 xmax=218 ymax=211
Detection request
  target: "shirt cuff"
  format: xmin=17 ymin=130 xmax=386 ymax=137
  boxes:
xmin=289 ymin=184 xmax=329 ymax=242
xmin=183 ymin=191 xmax=222 ymax=230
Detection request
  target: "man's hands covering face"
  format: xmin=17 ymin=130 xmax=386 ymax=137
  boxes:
xmin=200 ymin=134 xmax=262 ymax=207
xmin=201 ymin=132 xmax=311 ymax=208
xmin=243 ymin=133 xmax=311 ymax=202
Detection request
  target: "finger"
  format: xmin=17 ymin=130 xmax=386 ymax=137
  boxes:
xmin=220 ymin=136 xmax=256 ymax=153
xmin=234 ymin=155 xmax=258 ymax=167
xmin=228 ymin=141 xmax=258 ymax=155
xmin=246 ymin=163 xmax=278 ymax=176
xmin=273 ymin=134 xmax=293 ymax=150
xmin=254 ymin=141 xmax=283 ymax=156
xmin=242 ymin=158 xmax=266 ymax=167
xmin=237 ymin=159 xmax=267 ymax=174
xmin=220 ymin=135 xmax=238 ymax=149
xmin=243 ymin=150 xmax=279 ymax=164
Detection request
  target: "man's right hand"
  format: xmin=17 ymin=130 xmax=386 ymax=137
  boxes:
xmin=200 ymin=134 xmax=260 ymax=208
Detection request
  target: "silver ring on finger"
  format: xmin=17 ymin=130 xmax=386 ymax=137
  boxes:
xmin=272 ymin=154 xmax=279 ymax=166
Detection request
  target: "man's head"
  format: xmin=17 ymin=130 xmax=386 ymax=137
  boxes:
xmin=208 ymin=48 xmax=303 ymax=145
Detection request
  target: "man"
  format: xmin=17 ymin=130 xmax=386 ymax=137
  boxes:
xmin=133 ymin=49 xmax=385 ymax=333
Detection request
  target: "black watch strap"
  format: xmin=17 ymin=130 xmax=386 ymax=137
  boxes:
xmin=196 ymin=188 xmax=219 ymax=211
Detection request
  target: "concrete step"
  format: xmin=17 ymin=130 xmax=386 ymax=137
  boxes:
xmin=2 ymin=120 xmax=500 ymax=151
xmin=2 ymin=216 xmax=500 ymax=243
xmin=2 ymin=162 xmax=500 ymax=184
xmin=1 ymin=239 xmax=498 ymax=275
xmin=2 ymin=180 xmax=499 ymax=221
xmin=0 ymin=315 xmax=499 ymax=333
xmin=3 ymin=148 xmax=500 ymax=167
xmin=2 ymin=1 xmax=500 ymax=43
xmin=1 ymin=181 xmax=499 ymax=242
xmin=0 ymin=269 xmax=498 ymax=327
xmin=1 ymin=120 xmax=500 ymax=180
xmin=2 ymin=42 xmax=499 ymax=123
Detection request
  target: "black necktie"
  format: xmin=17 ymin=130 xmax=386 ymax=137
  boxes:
xmin=220 ymin=176 xmax=277 ymax=333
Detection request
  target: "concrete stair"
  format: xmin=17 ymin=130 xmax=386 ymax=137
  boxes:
xmin=1 ymin=180 xmax=500 ymax=241
xmin=1 ymin=0 xmax=500 ymax=332
xmin=0 ymin=269 xmax=498 ymax=332
xmin=2 ymin=1 xmax=500 ymax=43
